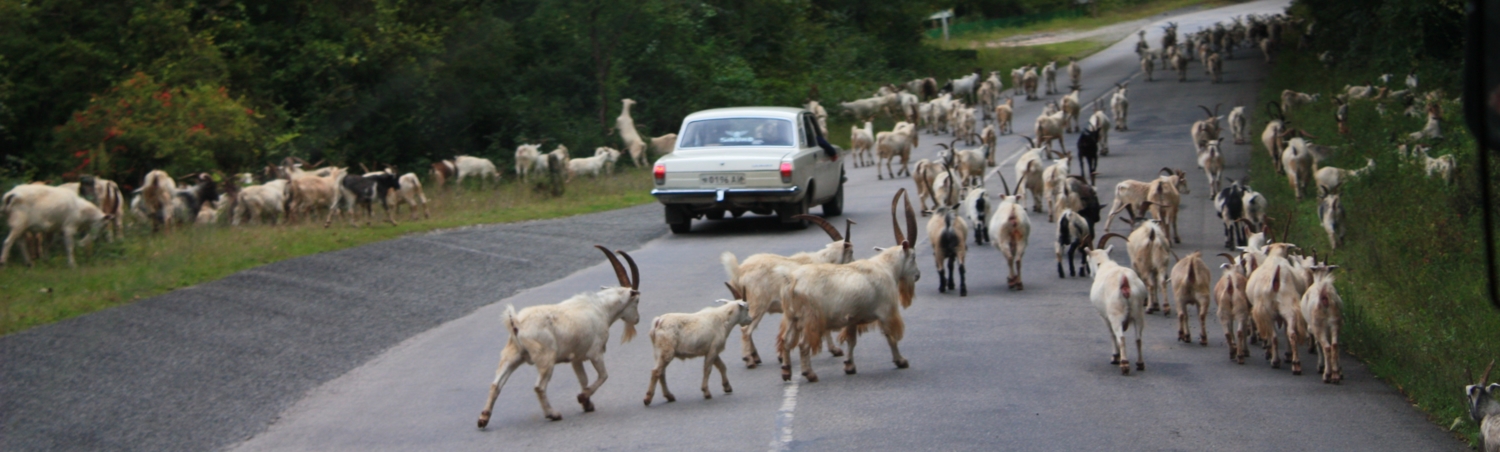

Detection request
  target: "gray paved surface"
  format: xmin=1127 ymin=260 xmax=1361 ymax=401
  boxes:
xmin=0 ymin=206 xmax=665 ymax=451
xmin=2 ymin=1 xmax=1470 ymax=451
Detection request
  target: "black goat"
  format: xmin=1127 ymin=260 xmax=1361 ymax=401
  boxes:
xmin=1214 ymin=180 xmax=1248 ymax=248
xmin=175 ymin=173 xmax=219 ymax=221
xmin=1077 ymin=125 xmax=1101 ymax=185
xmin=328 ymin=172 xmax=401 ymax=227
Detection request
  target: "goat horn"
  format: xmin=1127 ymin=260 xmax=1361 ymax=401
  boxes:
xmin=1217 ymin=253 xmax=1237 ymax=264
xmin=891 ymin=189 xmax=906 ymax=245
xmin=1020 ymin=135 xmax=1037 ymax=148
xmin=1198 ymin=105 xmax=1214 ymax=117
xmin=795 ymin=214 xmax=842 ymax=242
xmin=997 ymin=170 xmax=1012 ymax=196
xmin=617 ymin=250 xmax=640 ymax=290
xmin=1096 ymin=232 xmax=1128 ymax=249
xmin=904 ymin=190 xmax=918 ymax=246
xmin=844 ymin=219 xmax=856 ymax=244
xmin=725 ymin=282 xmax=742 ymax=300
xmin=1299 ymin=129 xmax=1317 ymax=139
xmin=1213 ymin=103 xmax=1222 ymax=116
xmin=1281 ymin=212 xmax=1295 ymax=243
xmin=360 ymin=163 xmax=371 ymax=174
xmin=595 ymin=245 xmax=631 ymax=288
xmin=1483 ymin=359 xmax=1497 ymax=384
xmin=1159 ymin=167 xmax=1176 ymax=177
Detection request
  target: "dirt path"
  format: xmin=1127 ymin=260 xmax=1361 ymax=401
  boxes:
xmin=984 ymin=4 xmax=1218 ymax=47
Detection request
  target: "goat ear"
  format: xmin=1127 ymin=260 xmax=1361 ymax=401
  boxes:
xmin=873 ymin=246 xmax=886 ymax=252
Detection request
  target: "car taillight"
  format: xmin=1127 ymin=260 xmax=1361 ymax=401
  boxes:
xmin=780 ymin=162 xmax=793 ymax=183
xmin=654 ymin=164 xmax=666 ymax=185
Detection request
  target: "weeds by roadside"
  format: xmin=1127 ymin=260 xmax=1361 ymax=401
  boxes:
xmin=0 ymin=169 xmax=655 ymax=336
xmin=1249 ymin=40 xmax=1498 ymax=448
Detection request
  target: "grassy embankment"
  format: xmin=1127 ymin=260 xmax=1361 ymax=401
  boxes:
xmin=1250 ymin=38 xmax=1499 ymax=447
xmin=0 ymin=169 xmax=655 ymax=336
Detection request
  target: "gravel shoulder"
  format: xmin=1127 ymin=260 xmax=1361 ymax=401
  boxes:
xmin=0 ymin=204 xmax=666 ymax=451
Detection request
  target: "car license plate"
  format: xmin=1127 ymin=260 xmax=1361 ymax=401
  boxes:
xmin=700 ymin=173 xmax=745 ymax=185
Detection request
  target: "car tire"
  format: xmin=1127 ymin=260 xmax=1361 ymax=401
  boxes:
xmin=665 ymin=205 xmax=691 ymax=234
xmin=779 ymin=194 xmax=810 ymax=230
xmin=822 ymin=179 xmax=845 ymax=217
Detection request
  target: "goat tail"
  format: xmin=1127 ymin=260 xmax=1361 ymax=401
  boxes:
xmin=1 ymin=191 xmax=16 ymax=214
xmin=720 ymin=252 xmax=742 ymax=288
xmin=501 ymin=304 xmax=519 ymax=342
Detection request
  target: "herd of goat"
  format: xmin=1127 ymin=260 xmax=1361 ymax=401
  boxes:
xmin=1 ymin=9 xmax=1492 ymax=447
xmin=472 ymin=13 xmax=1494 ymax=448
xmin=0 ymin=97 xmax=678 ymax=269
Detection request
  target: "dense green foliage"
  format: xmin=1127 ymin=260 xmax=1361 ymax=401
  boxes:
xmin=1255 ymin=4 xmax=1495 ymax=446
xmin=0 ymin=0 xmax=947 ymax=187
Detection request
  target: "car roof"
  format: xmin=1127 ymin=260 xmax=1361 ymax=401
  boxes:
xmin=682 ymin=107 xmax=806 ymax=122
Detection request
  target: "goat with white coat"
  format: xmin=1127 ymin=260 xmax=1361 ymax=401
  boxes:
xmin=1 ymin=184 xmax=110 ymax=268
xmin=990 ymin=174 xmax=1033 ymax=290
xmin=721 ymin=216 xmax=854 ymax=367
xmin=477 ymin=246 xmax=641 ymax=426
xmin=644 ymin=284 xmax=752 ymax=405
xmin=1300 ymin=264 xmax=1344 ymax=383
xmin=1086 ymin=233 xmax=1148 ymax=374
xmin=776 ymin=191 xmax=921 ymax=382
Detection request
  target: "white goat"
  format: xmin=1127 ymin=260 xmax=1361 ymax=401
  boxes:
xmin=1043 ymin=61 xmax=1058 ymax=94
xmin=1228 ymin=106 xmax=1248 ymax=144
xmin=616 ymin=98 xmax=648 ymax=167
xmin=1169 ymin=251 xmax=1212 ymax=346
xmin=1300 ymin=265 xmax=1343 ymax=383
xmin=454 ymin=155 xmax=500 ymax=188
xmin=776 ymin=190 xmax=920 ymax=382
xmin=721 ymin=216 xmax=854 ymax=367
xmin=1127 ymin=220 xmax=1174 ymax=315
xmin=1 ymin=184 xmax=110 ymax=268
xmin=850 ymin=121 xmax=875 ymax=168
xmin=232 ymin=179 xmax=287 ymax=226
xmin=643 ymin=284 xmax=752 ymax=405
xmin=515 ymin=144 xmax=543 ymax=180
xmin=1246 ymin=243 xmax=1307 ymax=374
xmin=566 ymin=148 xmax=621 ymax=182
xmin=1315 ymin=158 xmax=1374 ymax=198
xmin=477 ymin=246 xmax=641 ymax=427
xmin=392 ymin=172 xmax=430 ymax=220
xmin=1215 ymin=253 xmax=1252 ymax=364
xmin=990 ymin=174 xmax=1032 ymax=290
xmin=1111 ymin=83 xmax=1130 ymax=131
xmin=1086 ymin=233 xmax=1148 ymax=374
xmin=1318 ymin=194 xmax=1345 ymax=249
xmin=1199 ymin=138 xmax=1226 ymax=195
xmin=649 ymin=133 xmax=678 ymax=158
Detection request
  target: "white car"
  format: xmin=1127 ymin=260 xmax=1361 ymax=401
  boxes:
xmin=651 ymin=107 xmax=845 ymax=233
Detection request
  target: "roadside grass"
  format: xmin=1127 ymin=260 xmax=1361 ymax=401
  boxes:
xmin=927 ymin=0 xmax=1237 ymax=48
xmin=1249 ymin=42 xmax=1498 ymax=447
xmin=0 ymin=168 xmax=656 ymax=336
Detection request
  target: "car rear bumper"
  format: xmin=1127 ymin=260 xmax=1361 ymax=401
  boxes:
xmin=651 ymin=187 xmax=801 ymax=206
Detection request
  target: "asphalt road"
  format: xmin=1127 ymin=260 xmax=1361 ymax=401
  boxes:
xmin=2 ymin=1 xmax=1468 ymax=451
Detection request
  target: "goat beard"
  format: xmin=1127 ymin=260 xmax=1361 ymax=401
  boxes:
xmin=898 ymin=280 xmax=916 ymax=309
xmin=620 ymin=322 xmax=637 ymax=344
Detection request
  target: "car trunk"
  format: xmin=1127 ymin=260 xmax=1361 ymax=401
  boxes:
xmin=662 ymin=148 xmax=795 ymax=189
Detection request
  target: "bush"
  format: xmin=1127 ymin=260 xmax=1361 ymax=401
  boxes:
xmin=51 ymin=72 xmax=268 ymax=184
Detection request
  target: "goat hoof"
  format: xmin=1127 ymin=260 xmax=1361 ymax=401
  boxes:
xmin=804 ymin=373 xmax=819 ymax=383
xmin=644 ymin=398 xmax=652 ymax=406
xmin=829 ymin=349 xmax=844 ymax=358
xmin=960 ymin=288 xmax=968 ymax=297
xmin=845 ymin=367 xmax=857 ymax=375
xmin=724 ymin=387 xmax=733 ymax=394
xmin=895 ymin=359 xmax=910 ymax=369
xmin=478 ymin=412 xmax=491 ymax=428
xmin=704 ymin=393 xmax=712 ymax=400
xmin=1136 ymin=362 xmax=1145 ymax=371
xmin=665 ymin=394 xmax=676 ymax=402
xmin=546 ymin=413 xmax=562 ymax=421
xmin=578 ymin=394 xmax=595 ymax=412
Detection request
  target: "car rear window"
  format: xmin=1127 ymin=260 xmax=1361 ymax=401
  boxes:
xmin=678 ymin=118 xmax=795 ymax=148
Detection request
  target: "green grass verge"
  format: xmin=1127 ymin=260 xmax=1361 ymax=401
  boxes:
xmin=1250 ymin=37 xmax=1498 ymax=447
xmin=928 ymin=0 xmax=1237 ymax=47
xmin=0 ymin=168 xmax=656 ymax=336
